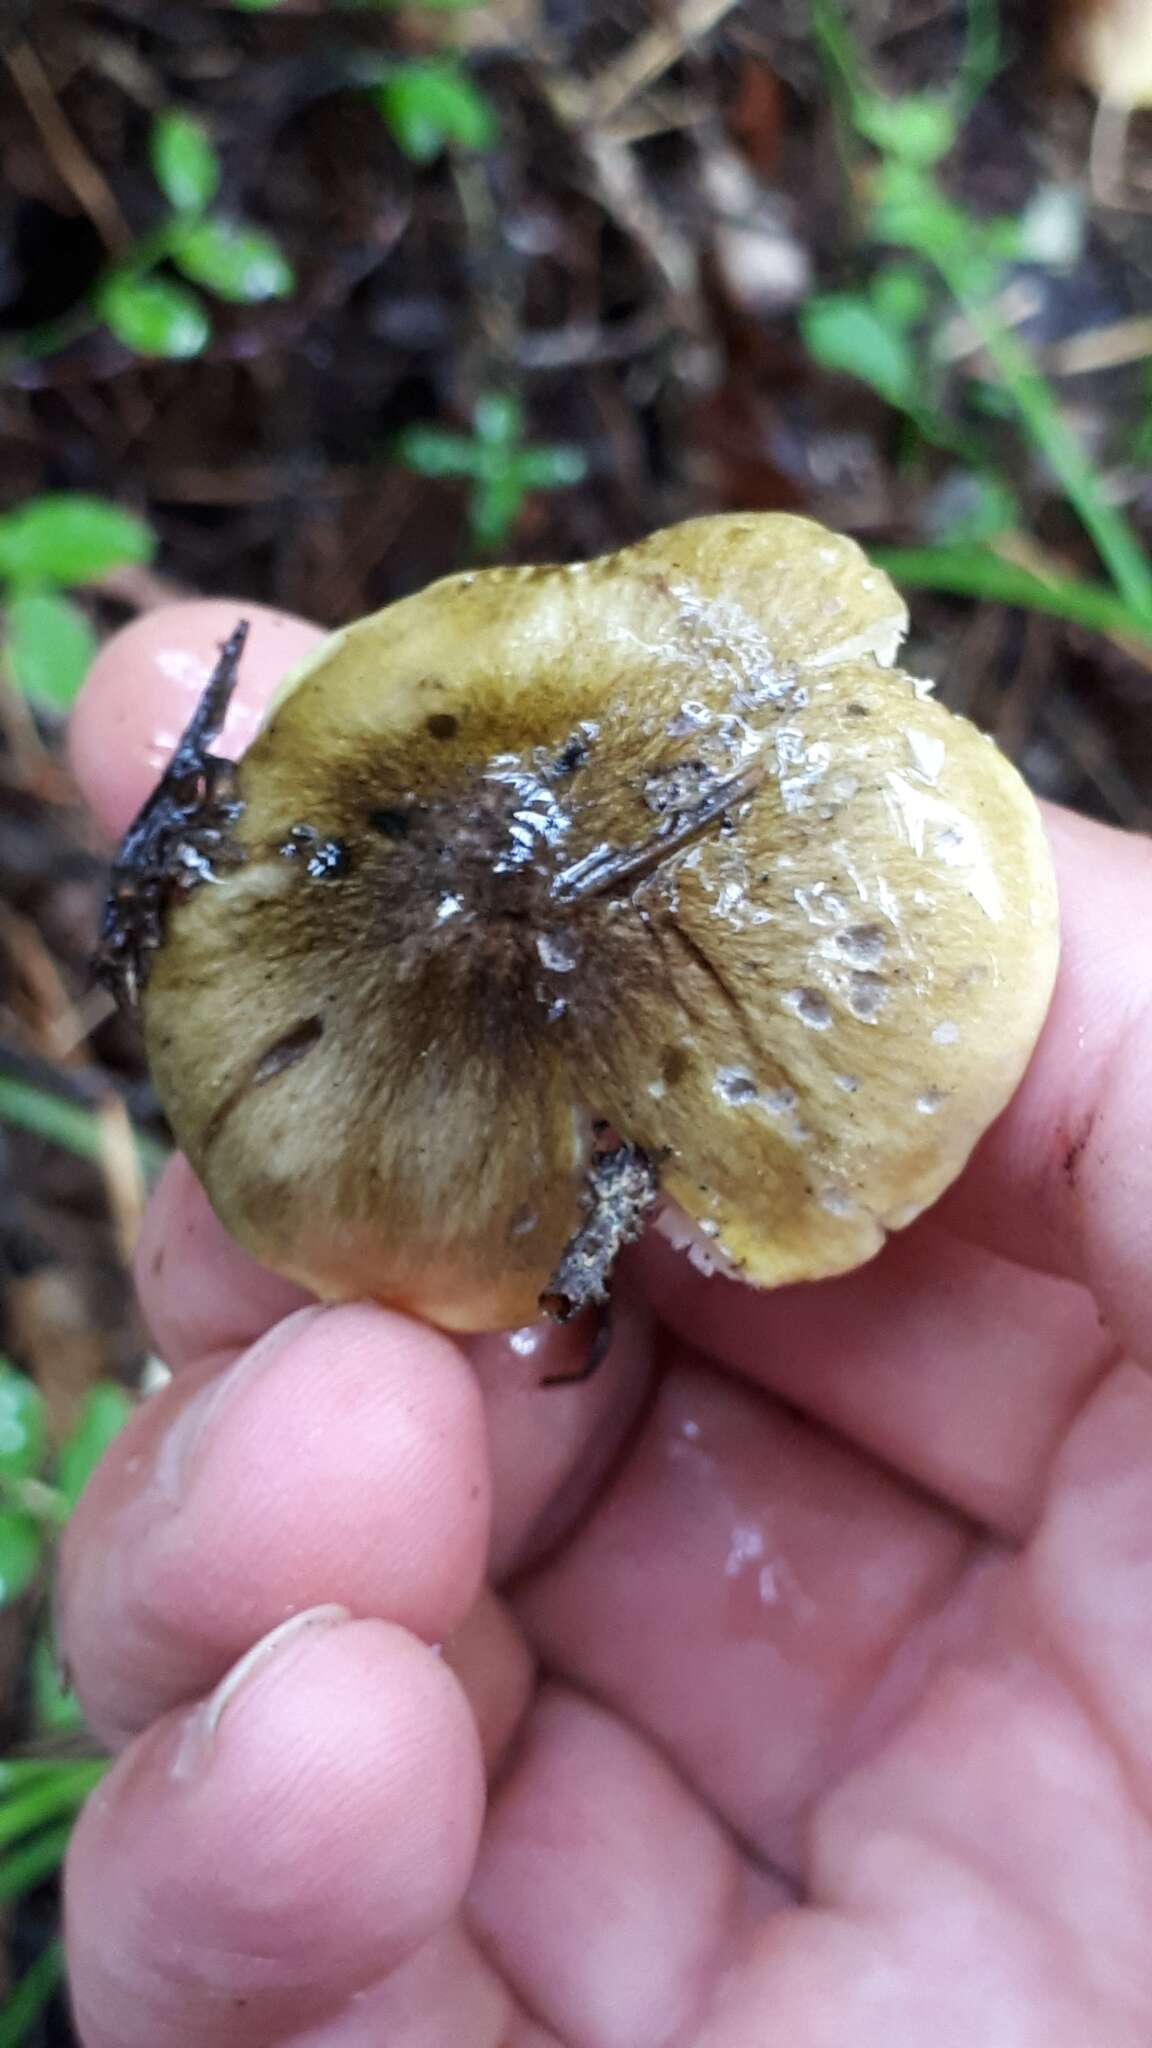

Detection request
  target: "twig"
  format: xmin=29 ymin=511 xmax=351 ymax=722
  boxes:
xmin=1046 ymin=315 xmax=1152 ymax=376
xmin=96 ymin=1093 xmax=148 ymax=1263
xmin=575 ymin=0 xmax=744 ymax=126
xmin=6 ymin=41 xmax=133 ymax=258
xmin=0 ymin=905 xmax=90 ymax=1066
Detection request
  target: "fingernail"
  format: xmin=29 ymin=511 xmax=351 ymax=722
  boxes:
xmin=154 ymin=1304 xmax=325 ymax=1506
xmin=172 ymin=1605 xmax=350 ymax=1781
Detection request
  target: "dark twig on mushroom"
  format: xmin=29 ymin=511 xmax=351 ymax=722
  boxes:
xmin=540 ymin=1137 xmax=661 ymax=1327
xmin=94 ymin=622 xmax=250 ymax=1013
xmin=550 ymin=758 xmax=765 ymax=903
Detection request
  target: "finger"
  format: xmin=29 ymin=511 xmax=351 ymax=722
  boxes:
xmin=696 ymin=1362 xmax=1152 ymax=2045
xmin=515 ymin=1348 xmax=981 ymax=1874
xmin=465 ymin=1288 xmax=655 ymax=1579
xmin=59 ymin=1303 xmax=490 ymax=1746
xmin=936 ymin=808 xmax=1152 ymax=1326
xmin=66 ymin=1615 xmax=485 ymax=2048
xmin=134 ymin=1153 xmax=657 ymax=1582
xmin=69 ymin=601 xmax=325 ymax=838
xmin=283 ymin=1926 xmax=518 ymax=2048
xmin=1025 ymin=1358 xmax=1152 ymax=1807
xmin=439 ymin=1589 xmax=536 ymax=1779
xmin=633 ymin=1218 xmax=1111 ymax=1535
xmin=135 ymin=1154 xmax=311 ymax=1366
xmin=468 ymin=1685 xmax=749 ymax=2048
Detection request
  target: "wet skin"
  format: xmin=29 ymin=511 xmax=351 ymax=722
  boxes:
xmin=61 ymin=600 xmax=1152 ymax=2048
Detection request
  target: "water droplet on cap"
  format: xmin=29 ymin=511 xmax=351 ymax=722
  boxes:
xmin=782 ymin=987 xmax=833 ymax=1030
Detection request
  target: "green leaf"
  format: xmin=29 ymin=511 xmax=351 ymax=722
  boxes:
xmin=514 ymin=444 xmax=588 ymax=489
xmin=394 ymin=426 xmax=476 ymax=478
xmin=470 ymin=469 xmax=524 ymax=552
xmin=0 ymin=1939 xmax=65 ymax=2048
xmin=54 ymin=1383 xmax=133 ymax=1513
xmin=376 ymin=61 xmax=497 ymax=163
xmin=0 ymin=1763 xmax=106 ymax=1849
xmin=170 ymin=217 xmax=294 ymax=304
xmin=473 ymin=391 xmax=522 ymax=447
xmin=868 ymin=262 xmax=931 ymax=330
xmin=98 ymin=272 xmax=211 ymax=359
xmin=0 ymin=1821 xmax=74 ymax=1902
xmin=0 ymin=1763 xmax=75 ymax=1794
xmin=0 ymin=1513 xmax=44 ymax=1607
xmin=4 ymin=590 xmax=95 ymax=710
xmin=855 ymin=91 xmax=956 ymax=166
xmin=801 ymin=293 xmax=917 ymax=406
xmin=869 ymin=160 xmax=970 ymax=258
xmin=150 ymin=111 xmax=220 ymax=214
xmin=0 ymin=495 xmax=153 ymax=586
xmin=0 ymin=1364 xmax=44 ymax=1482
xmin=872 ymin=542 xmax=1152 ymax=641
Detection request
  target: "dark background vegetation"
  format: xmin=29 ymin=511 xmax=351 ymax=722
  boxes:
xmin=0 ymin=0 xmax=1150 ymax=2035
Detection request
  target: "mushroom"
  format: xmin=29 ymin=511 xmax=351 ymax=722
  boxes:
xmin=98 ymin=513 xmax=1059 ymax=1337
xmin=1055 ymin=0 xmax=1152 ymax=196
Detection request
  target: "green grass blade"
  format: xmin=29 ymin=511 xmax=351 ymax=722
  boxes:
xmin=0 ymin=1762 xmax=107 ymax=1850
xmin=0 ymin=1822 xmax=75 ymax=1903
xmin=931 ymin=264 xmax=1152 ymax=623
xmin=0 ymin=1938 xmax=65 ymax=2048
xmin=873 ymin=543 xmax=1152 ymax=640
xmin=0 ymin=1075 xmax=166 ymax=1179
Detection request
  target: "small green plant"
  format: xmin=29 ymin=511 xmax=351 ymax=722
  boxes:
xmin=18 ymin=110 xmax=293 ymax=366
xmin=803 ymin=0 xmax=1152 ymax=643
xmin=394 ymin=393 xmax=587 ymax=551
xmin=234 ymin=0 xmax=496 ymax=162
xmin=102 ymin=110 xmax=294 ymax=358
xmin=0 ymin=496 xmax=153 ymax=711
xmin=374 ymin=57 xmax=497 ymax=161
xmin=0 ymin=1365 xmax=133 ymax=2038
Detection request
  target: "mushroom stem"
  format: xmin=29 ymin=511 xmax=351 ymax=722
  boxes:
xmin=540 ymin=1138 xmax=661 ymax=1323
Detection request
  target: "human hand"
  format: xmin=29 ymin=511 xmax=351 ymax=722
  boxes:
xmin=61 ymin=602 xmax=1152 ymax=2047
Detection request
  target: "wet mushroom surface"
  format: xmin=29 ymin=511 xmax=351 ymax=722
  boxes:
xmin=98 ymin=513 xmax=1060 ymax=1334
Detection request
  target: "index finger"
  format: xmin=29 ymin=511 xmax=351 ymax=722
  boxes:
xmin=936 ymin=803 xmax=1152 ymax=1326
xmin=69 ymin=600 xmax=325 ymax=838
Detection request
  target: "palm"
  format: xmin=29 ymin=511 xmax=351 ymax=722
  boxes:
xmin=61 ymin=605 xmax=1152 ymax=2048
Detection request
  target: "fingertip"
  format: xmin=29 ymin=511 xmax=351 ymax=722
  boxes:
xmin=136 ymin=1153 xmax=312 ymax=1368
xmin=66 ymin=1617 xmax=485 ymax=2048
xmin=70 ymin=601 xmax=325 ymax=838
xmin=60 ymin=1299 xmax=490 ymax=1744
xmin=936 ymin=802 xmax=1152 ymax=1287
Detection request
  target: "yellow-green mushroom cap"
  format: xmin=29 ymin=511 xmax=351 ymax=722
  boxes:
xmin=136 ymin=514 xmax=1059 ymax=1331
